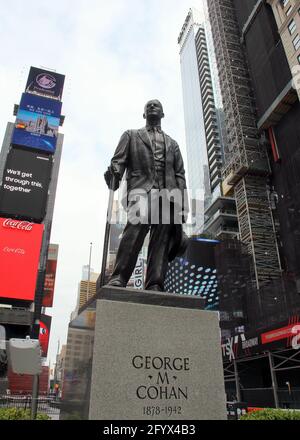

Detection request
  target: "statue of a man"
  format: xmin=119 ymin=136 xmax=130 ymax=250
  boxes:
xmin=104 ymin=99 xmax=188 ymax=291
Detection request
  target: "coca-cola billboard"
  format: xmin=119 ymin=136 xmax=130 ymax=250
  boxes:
xmin=0 ymin=147 xmax=52 ymax=222
xmin=2 ymin=218 xmax=34 ymax=231
xmin=0 ymin=217 xmax=44 ymax=301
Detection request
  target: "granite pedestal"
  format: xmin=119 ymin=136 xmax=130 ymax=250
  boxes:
xmin=89 ymin=286 xmax=227 ymax=420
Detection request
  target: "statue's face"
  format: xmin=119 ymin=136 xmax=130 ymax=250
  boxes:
xmin=143 ymin=100 xmax=164 ymax=120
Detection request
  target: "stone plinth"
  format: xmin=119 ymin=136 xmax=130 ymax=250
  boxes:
xmin=89 ymin=286 xmax=226 ymax=420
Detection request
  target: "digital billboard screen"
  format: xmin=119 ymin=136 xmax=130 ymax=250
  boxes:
xmin=165 ymin=238 xmax=220 ymax=309
xmin=12 ymin=93 xmax=62 ymax=153
xmin=0 ymin=148 xmax=52 ymax=222
xmin=0 ymin=218 xmax=44 ymax=301
xmin=221 ymin=317 xmax=300 ymax=361
xmin=42 ymin=244 xmax=59 ymax=308
xmin=39 ymin=314 xmax=52 ymax=357
xmin=25 ymin=66 xmax=65 ymax=100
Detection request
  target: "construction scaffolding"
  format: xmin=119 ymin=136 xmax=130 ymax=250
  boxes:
xmin=207 ymin=0 xmax=281 ymax=288
xmin=223 ymin=349 xmax=300 ymax=409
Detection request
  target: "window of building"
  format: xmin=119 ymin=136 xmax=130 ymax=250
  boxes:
xmin=298 ymin=54 xmax=300 ymax=64
xmin=288 ymin=19 xmax=297 ymax=34
xmin=281 ymin=0 xmax=289 ymax=7
xmin=286 ymin=5 xmax=293 ymax=16
xmin=293 ymin=34 xmax=300 ymax=50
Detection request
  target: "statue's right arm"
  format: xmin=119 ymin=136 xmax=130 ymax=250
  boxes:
xmin=110 ymin=130 xmax=130 ymax=180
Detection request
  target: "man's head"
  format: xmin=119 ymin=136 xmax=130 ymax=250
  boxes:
xmin=143 ymin=99 xmax=164 ymax=123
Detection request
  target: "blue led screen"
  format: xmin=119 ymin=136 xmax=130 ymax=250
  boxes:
xmin=165 ymin=238 xmax=220 ymax=310
xmin=12 ymin=93 xmax=62 ymax=154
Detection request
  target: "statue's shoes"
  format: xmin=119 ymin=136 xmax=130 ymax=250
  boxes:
xmin=145 ymin=285 xmax=163 ymax=292
xmin=107 ymin=279 xmax=126 ymax=288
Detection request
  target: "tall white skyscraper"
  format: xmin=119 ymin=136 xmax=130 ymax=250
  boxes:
xmin=178 ymin=8 xmax=207 ymax=198
xmin=178 ymin=7 xmax=237 ymax=238
xmin=178 ymin=8 xmax=214 ymax=232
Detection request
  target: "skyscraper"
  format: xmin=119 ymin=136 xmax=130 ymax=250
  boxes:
xmin=207 ymin=0 xmax=282 ymax=288
xmin=207 ymin=0 xmax=300 ymax=408
xmin=178 ymin=8 xmax=208 ymax=231
xmin=0 ymin=67 xmax=65 ymax=366
xmin=72 ymin=268 xmax=99 ymax=317
xmin=195 ymin=24 xmax=223 ymax=194
xmin=178 ymin=7 xmax=238 ymax=238
xmin=267 ymin=0 xmax=300 ymax=100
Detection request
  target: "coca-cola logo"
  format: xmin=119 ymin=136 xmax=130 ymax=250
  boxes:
xmin=3 ymin=247 xmax=25 ymax=255
xmin=2 ymin=219 xmax=33 ymax=231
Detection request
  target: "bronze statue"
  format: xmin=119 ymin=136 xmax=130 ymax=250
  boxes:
xmin=104 ymin=99 xmax=188 ymax=291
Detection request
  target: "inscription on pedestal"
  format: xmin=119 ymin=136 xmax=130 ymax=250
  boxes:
xmin=132 ymin=355 xmax=190 ymax=417
xmin=89 ymin=293 xmax=227 ymax=420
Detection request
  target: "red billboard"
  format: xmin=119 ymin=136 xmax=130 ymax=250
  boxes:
xmin=0 ymin=218 xmax=44 ymax=301
xmin=42 ymin=244 xmax=59 ymax=307
xmin=39 ymin=315 xmax=51 ymax=357
xmin=8 ymin=366 xmax=49 ymax=395
xmin=261 ymin=321 xmax=300 ymax=345
xmin=222 ymin=316 xmax=300 ymax=361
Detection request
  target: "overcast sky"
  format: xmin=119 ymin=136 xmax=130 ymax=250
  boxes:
xmin=0 ymin=1 xmax=205 ymax=366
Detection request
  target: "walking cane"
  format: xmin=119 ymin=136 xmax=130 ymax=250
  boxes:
xmin=99 ymin=174 xmax=117 ymax=288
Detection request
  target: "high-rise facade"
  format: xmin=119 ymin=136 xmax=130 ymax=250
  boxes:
xmin=0 ymin=67 xmax=65 ymax=383
xmin=263 ymin=0 xmax=300 ymax=284
xmin=267 ymin=0 xmax=300 ymax=100
xmin=207 ymin=0 xmax=300 ymax=409
xmin=178 ymin=8 xmax=209 ymax=231
xmin=195 ymin=26 xmax=223 ymax=193
xmin=178 ymin=7 xmax=239 ymax=238
xmin=72 ymin=269 xmax=99 ymax=316
xmin=207 ymin=0 xmax=282 ymax=288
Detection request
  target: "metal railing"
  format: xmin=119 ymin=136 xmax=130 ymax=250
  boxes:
xmin=0 ymin=395 xmax=60 ymax=417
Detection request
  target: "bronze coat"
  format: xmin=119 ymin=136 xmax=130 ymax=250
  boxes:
xmin=111 ymin=127 xmax=187 ymax=196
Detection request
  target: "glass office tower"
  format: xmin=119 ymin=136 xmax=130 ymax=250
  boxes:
xmin=178 ymin=8 xmax=208 ymax=232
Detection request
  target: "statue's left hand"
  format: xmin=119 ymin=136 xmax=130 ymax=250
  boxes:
xmin=104 ymin=166 xmax=120 ymax=191
xmin=104 ymin=167 xmax=113 ymax=188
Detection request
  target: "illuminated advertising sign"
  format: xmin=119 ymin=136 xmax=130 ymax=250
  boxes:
xmin=0 ymin=218 xmax=44 ymax=301
xmin=25 ymin=66 xmax=65 ymax=100
xmin=12 ymin=93 xmax=62 ymax=153
xmin=42 ymin=244 xmax=59 ymax=308
xmin=221 ymin=317 xmax=300 ymax=361
xmin=165 ymin=238 xmax=220 ymax=309
xmin=39 ymin=315 xmax=52 ymax=357
xmin=0 ymin=148 xmax=52 ymax=222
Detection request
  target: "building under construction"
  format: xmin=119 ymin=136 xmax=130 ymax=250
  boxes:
xmin=207 ymin=0 xmax=284 ymax=289
xmin=207 ymin=0 xmax=300 ymax=408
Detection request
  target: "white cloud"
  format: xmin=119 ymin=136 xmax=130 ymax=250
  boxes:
xmin=0 ymin=1 xmax=204 ymax=365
